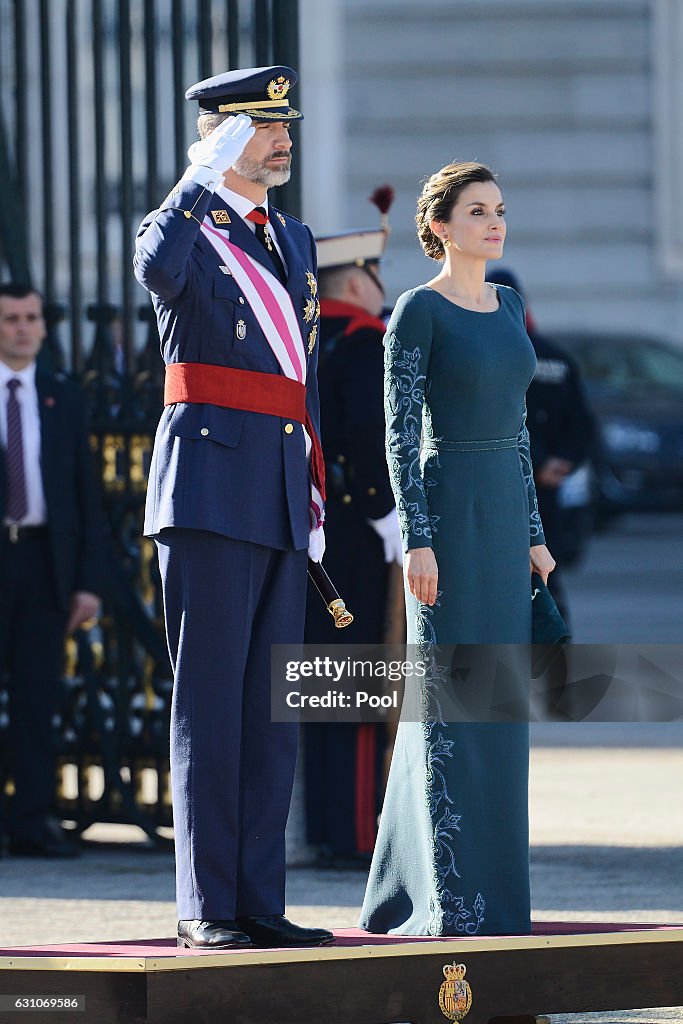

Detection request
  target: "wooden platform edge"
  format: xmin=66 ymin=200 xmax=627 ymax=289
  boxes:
xmin=1 ymin=925 xmax=682 ymax=972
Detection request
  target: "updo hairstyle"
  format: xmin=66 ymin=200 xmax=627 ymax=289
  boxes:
xmin=416 ymin=162 xmax=498 ymax=261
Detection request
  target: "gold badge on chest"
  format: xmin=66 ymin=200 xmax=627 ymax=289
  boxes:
xmin=236 ymin=319 xmax=247 ymax=340
xmin=303 ymin=270 xmax=320 ymax=354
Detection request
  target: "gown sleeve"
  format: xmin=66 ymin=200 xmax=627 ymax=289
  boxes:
xmin=504 ymin=284 xmax=546 ymax=548
xmin=384 ymin=290 xmax=434 ymax=553
xmin=518 ymin=400 xmax=546 ymax=547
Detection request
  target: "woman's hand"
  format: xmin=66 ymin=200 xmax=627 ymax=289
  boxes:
xmin=406 ymin=547 xmax=439 ymax=605
xmin=530 ymin=544 xmax=556 ymax=584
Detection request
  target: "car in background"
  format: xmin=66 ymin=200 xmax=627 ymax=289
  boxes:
xmin=554 ymin=332 xmax=683 ymax=515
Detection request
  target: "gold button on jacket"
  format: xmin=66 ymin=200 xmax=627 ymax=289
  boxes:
xmin=200 ymin=427 xmax=209 ymax=437
xmin=284 ymin=423 xmax=294 ymax=434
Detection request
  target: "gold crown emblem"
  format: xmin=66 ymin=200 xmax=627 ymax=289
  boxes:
xmin=443 ymin=963 xmax=467 ymax=981
xmin=267 ymin=76 xmax=290 ymax=101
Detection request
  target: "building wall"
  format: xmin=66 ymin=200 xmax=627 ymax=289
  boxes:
xmin=337 ymin=0 xmax=683 ymax=342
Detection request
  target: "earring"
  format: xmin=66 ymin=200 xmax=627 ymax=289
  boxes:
xmin=443 ymin=237 xmax=451 ymax=248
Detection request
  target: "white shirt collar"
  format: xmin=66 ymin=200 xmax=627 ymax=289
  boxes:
xmin=215 ymin=183 xmax=270 ymax=221
xmin=0 ymin=359 xmax=37 ymax=390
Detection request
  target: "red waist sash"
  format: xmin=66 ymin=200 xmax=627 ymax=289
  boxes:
xmin=164 ymin=362 xmax=306 ymax=423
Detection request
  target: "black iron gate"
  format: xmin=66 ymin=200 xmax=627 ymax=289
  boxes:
xmin=0 ymin=0 xmax=300 ymax=838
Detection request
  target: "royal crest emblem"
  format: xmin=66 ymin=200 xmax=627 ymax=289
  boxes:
xmin=211 ymin=209 xmax=231 ymax=226
xmin=438 ymin=963 xmax=472 ymax=1021
xmin=267 ymin=76 xmax=290 ymax=101
xmin=236 ymin=319 xmax=247 ymax=341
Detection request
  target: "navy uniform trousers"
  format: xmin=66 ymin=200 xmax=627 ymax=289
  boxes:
xmin=156 ymin=529 xmax=306 ymax=920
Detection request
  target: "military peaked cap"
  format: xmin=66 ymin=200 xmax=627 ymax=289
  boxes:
xmin=185 ymin=65 xmax=303 ymax=121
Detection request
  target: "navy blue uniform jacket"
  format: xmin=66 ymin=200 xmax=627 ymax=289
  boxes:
xmin=133 ymin=179 xmax=321 ymax=551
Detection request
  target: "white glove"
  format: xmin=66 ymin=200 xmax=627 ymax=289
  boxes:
xmin=368 ymin=508 xmax=403 ymax=565
xmin=186 ymin=113 xmax=255 ymax=175
xmin=308 ymin=526 xmax=326 ymax=563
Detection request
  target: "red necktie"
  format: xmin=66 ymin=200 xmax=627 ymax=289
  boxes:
xmin=5 ymin=378 xmax=28 ymax=522
xmin=245 ymin=206 xmax=287 ymax=284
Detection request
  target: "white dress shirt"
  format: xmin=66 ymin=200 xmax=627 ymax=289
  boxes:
xmin=215 ymin=184 xmax=288 ymax=273
xmin=0 ymin=359 xmax=48 ymax=525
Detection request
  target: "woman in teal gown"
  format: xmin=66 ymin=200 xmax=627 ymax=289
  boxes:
xmin=358 ymin=162 xmax=555 ymax=937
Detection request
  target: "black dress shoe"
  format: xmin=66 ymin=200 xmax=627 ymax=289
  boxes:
xmin=177 ymin=920 xmax=253 ymax=950
xmin=235 ymin=915 xmax=334 ymax=948
xmin=8 ymin=818 xmax=80 ymax=859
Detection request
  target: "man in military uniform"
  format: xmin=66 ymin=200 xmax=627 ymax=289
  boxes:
xmin=487 ymin=268 xmax=595 ymax=625
xmin=134 ymin=66 xmax=332 ymax=950
xmin=304 ymin=227 xmax=402 ymax=864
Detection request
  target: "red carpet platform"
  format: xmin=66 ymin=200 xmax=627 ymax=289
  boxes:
xmin=1 ymin=923 xmax=682 ymax=1024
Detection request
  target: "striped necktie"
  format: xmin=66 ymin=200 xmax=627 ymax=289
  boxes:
xmin=5 ymin=378 xmax=28 ymax=522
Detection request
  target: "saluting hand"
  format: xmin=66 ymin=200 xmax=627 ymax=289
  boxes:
xmin=406 ymin=547 xmax=439 ymax=606
xmin=187 ymin=113 xmax=255 ymax=174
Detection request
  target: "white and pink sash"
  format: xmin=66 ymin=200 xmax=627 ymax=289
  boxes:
xmin=200 ymin=216 xmax=324 ymax=527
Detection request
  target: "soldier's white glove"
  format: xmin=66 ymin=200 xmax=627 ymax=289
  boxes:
xmin=183 ymin=114 xmax=255 ymax=189
xmin=368 ymin=508 xmax=403 ymax=565
xmin=308 ymin=525 xmax=326 ymax=563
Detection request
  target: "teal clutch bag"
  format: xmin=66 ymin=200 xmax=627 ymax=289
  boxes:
xmin=531 ymin=572 xmax=571 ymax=678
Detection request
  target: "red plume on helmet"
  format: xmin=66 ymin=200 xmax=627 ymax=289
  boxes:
xmin=369 ymin=185 xmax=395 ymax=233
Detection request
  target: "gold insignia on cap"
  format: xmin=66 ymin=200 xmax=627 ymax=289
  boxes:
xmin=211 ymin=209 xmax=231 ymax=226
xmin=267 ymin=76 xmax=290 ymax=101
xmin=308 ymin=324 xmax=318 ymax=354
xmin=276 ymin=212 xmax=287 ymax=227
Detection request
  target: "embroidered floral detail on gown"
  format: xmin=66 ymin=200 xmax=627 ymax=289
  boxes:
xmin=358 ymin=284 xmax=545 ymax=936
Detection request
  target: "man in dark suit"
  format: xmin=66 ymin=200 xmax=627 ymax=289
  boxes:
xmin=134 ymin=66 xmax=332 ymax=950
xmin=0 ymin=283 xmax=102 ymax=857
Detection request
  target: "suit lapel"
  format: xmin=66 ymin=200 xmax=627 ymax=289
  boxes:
xmin=271 ymin=208 xmax=319 ymax=364
xmin=269 ymin=208 xmax=300 ymax=289
xmin=36 ymin=372 xmax=58 ymax=510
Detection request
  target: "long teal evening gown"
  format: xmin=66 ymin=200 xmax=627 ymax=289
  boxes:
xmin=358 ymin=283 xmax=545 ymax=937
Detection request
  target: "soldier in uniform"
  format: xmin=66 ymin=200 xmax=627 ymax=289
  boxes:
xmin=134 ymin=66 xmax=333 ymax=950
xmin=487 ymin=268 xmax=595 ymax=625
xmin=304 ymin=225 xmax=402 ymax=864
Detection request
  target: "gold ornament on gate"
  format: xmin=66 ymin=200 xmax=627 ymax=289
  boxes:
xmin=438 ymin=963 xmax=472 ymax=1021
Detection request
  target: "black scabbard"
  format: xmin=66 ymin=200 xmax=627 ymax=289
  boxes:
xmin=307 ymin=558 xmax=354 ymax=628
